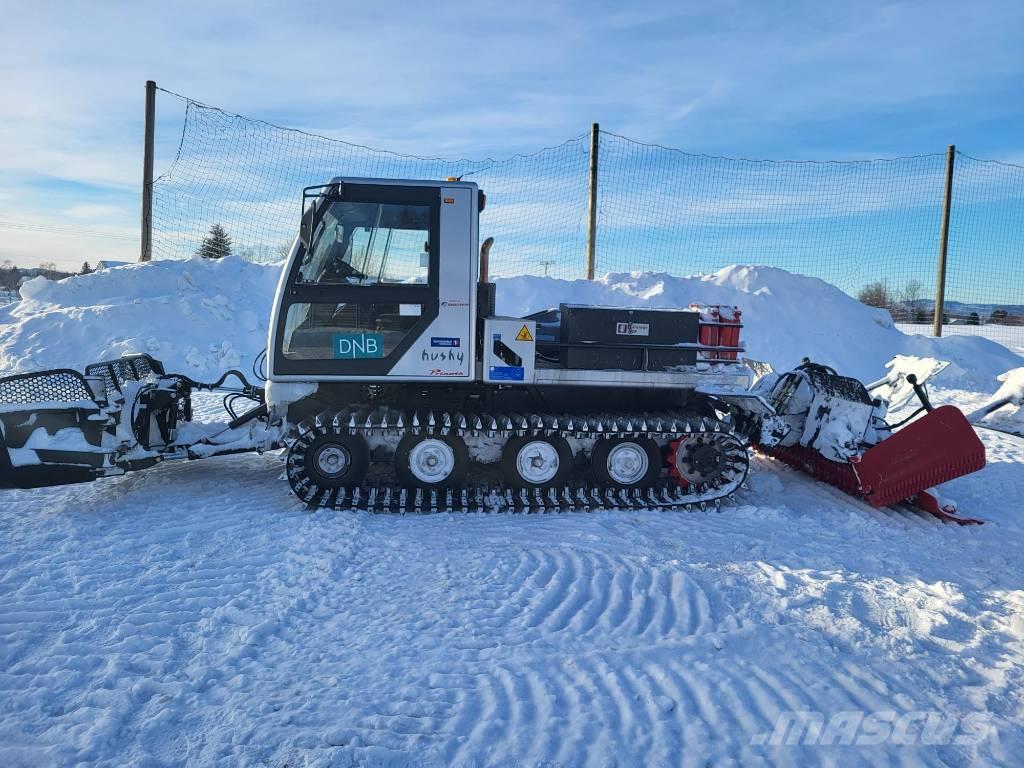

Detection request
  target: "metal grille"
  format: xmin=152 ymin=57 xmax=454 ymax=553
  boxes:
xmin=85 ymin=355 xmax=165 ymax=396
xmin=0 ymin=369 xmax=92 ymax=405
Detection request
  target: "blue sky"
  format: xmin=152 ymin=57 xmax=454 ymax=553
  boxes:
xmin=2 ymin=0 xmax=1024 ymax=289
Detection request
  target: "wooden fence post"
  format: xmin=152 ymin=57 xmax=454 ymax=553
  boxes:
xmin=933 ymin=144 xmax=956 ymax=336
xmin=586 ymin=123 xmax=599 ymax=280
xmin=140 ymin=80 xmax=156 ymax=262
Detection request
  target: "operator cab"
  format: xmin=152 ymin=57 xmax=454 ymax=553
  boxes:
xmin=268 ymin=177 xmax=750 ymax=395
xmin=269 ymin=178 xmax=481 ymax=381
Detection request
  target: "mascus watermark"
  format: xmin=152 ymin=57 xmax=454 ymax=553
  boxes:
xmin=751 ymin=710 xmax=995 ymax=747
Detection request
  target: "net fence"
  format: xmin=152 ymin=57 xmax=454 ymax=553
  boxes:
xmin=940 ymin=154 xmax=1024 ymax=347
xmin=152 ymin=96 xmax=591 ymax=277
xmin=152 ymin=90 xmax=1024 ymax=350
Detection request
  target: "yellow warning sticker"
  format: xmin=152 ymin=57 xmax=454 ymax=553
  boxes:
xmin=515 ymin=325 xmax=534 ymax=342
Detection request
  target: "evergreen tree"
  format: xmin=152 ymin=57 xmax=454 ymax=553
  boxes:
xmin=197 ymin=224 xmax=232 ymax=260
xmin=80 ymin=261 xmax=94 ymax=275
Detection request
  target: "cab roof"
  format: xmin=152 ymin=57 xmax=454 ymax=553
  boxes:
xmin=326 ymin=176 xmax=479 ymax=190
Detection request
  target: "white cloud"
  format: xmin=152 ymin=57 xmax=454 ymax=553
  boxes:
xmin=65 ymin=204 xmax=132 ymax=222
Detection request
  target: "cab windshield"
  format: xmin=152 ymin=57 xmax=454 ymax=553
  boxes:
xmin=298 ymin=201 xmax=430 ymax=285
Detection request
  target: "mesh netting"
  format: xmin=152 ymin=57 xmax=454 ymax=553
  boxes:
xmin=941 ymin=154 xmax=1024 ymax=345
xmin=595 ymin=133 xmax=949 ymax=297
xmin=152 ymin=96 xmax=590 ymax=278
xmin=151 ymin=90 xmax=1024 ymax=350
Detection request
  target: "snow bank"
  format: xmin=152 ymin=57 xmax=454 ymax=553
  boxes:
xmin=973 ymin=367 xmax=1024 ymax=428
xmin=0 ymin=257 xmax=280 ymax=375
xmin=497 ymin=266 xmax=1023 ymax=387
xmin=0 ymin=259 xmax=1018 ymax=390
xmin=988 ymin=367 xmax=1024 ymax=405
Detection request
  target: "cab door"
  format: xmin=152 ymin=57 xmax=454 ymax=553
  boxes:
xmin=388 ymin=184 xmax=476 ymax=379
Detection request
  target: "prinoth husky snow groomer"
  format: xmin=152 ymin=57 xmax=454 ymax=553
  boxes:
xmin=0 ymin=178 xmax=988 ymax=521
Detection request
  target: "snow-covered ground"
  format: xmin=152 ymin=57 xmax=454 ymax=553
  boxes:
xmin=897 ymin=322 xmax=1024 ymax=357
xmin=1 ymin=259 xmax=1023 ymax=766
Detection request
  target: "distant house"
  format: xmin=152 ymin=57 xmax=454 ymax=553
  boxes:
xmin=96 ymin=260 xmax=132 ymax=270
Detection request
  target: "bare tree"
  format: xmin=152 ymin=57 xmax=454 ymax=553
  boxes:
xmin=902 ymin=279 xmax=921 ymax=305
xmin=858 ymin=281 xmax=891 ymax=310
xmin=895 ymin=279 xmax=923 ymax=323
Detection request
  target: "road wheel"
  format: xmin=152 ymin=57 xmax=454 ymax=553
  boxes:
xmin=394 ymin=434 xmax=469 ymax=489
xmin=591 ymin=437 xmax=662 ymax=488
xmin=502 ymin=435 xmax=574 ymax=488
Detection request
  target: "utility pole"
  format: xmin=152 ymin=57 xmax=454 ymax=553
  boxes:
xmin=140 ymin=80 xmax=157 ymax=262
xmin=586 ymin=122 xmax=599 ymax=280
xmin=539 ymin=260 xmax=554 ymax=277
xmin=933 ymin=144 xmax=955 ymax=336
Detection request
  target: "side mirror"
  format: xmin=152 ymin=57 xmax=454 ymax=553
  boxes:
xmin=299 ymin=203 xmax=316 ymax=249
xmin=299 ymin=182 xmax=341 ymax=250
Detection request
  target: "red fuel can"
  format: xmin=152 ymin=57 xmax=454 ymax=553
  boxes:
xmin=689 ymin=304 xmax=719 ymax=361
xmin=689 ymin=304 xmax=741 ymax=361
xmin=719 ymin=306 xmax=741 ymax=361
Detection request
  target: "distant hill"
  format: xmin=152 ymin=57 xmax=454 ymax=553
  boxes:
xmin=892 ymin=298 xmax=1024 ymax=324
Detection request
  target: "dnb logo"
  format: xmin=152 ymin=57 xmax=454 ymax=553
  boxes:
xmin=333 ymin=332 xmax=385 ymax=359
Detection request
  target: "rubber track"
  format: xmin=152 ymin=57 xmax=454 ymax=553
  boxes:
xmin=295 ymin=480 xmax=738 ymax=514
xmin=284 ymin=407 xmax=749 ymax=513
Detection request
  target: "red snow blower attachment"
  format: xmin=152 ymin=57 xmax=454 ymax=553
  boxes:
xmin=740 ymin=361 xmax=986 ymax=524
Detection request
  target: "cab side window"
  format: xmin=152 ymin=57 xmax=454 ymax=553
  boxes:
xmin=298 ymin=202 xmax=430 ymax=286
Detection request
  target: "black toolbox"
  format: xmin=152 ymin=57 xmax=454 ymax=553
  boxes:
xmin=557 ymin=304 xmax=700 ymax=371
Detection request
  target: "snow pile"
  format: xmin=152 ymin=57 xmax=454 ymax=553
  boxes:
xmin=974 ymin=367 xmax=1024 ymax=428
xmin=989 ymin=367 xmax=1024 ymax=406
xmin=497 ymin=266 xmax=1023 ymax=387
xmin=0 ymin=257 xmax=281 ymax=375
xmin=0 ymin=259 xmax=1018 ymax=389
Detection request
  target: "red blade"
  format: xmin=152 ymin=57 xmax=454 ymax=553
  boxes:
xmin=852 ymin=406 xmax=986 ymax=508
xmin=910 ymin=488 xmax=984 ymax=525
xmin=761 ymin=443 xmax=862 ymax=495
